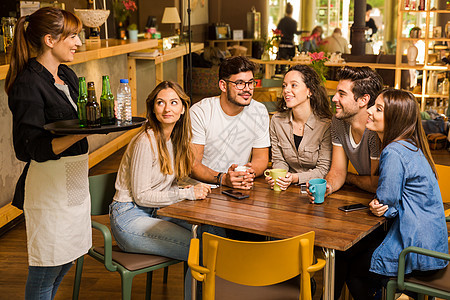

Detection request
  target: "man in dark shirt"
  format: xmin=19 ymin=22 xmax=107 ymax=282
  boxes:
xmin=366 ymin=4 xmax=377 ymax=39
xmin=276 ymin=3 xmax=299 ymax=60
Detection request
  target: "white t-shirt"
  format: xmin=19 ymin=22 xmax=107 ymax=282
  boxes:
xmin=190 ymin=96 xmax=270 ymax=172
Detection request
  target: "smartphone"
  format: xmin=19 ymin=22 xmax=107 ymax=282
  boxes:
xmin=300 ymin=184 xmax=307 ymax=194
xmin=338 ymin=203 xmax=368 ymax=212
xmin=222 ymin=190 xmax=249 ymax=200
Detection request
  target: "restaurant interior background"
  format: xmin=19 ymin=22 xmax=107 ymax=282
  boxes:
xmin=1 ymin=0 xmax=450 ymax=225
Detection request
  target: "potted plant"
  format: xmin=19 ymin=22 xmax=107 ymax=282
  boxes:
xmin=113 ymin=0 xmax=137 ymax=39
xmin=127 ymin=23 xmax=138 ymax=41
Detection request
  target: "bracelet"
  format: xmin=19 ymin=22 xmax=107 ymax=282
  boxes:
xmin=215 ymin=172 xmax=223 ymax=185
xmin=218 ymin=172 xmax=226 ymax=186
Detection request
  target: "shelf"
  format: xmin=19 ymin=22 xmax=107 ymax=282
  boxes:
xmin=400 ymin=9 xmax=450 ymax=13
xmin=397 ymin=64 xmax=450 ymax=70
xmin=396 ymin=0 xmax=450 ymax=111
xmin=400 ymin=9 xmax=428 ymax=13
xmin=398 ymin=37 xmax=450 ymax=42
xmin=413 ymin=93 xmax=449 ymax=98
xmin=0 ymin=39 xmax=158 ymax=81
xmin=207 ymin=39 xmax=256 ymax=57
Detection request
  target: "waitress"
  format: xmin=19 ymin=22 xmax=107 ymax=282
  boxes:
xmin=5 ymin=7 xmax=91 ymax=299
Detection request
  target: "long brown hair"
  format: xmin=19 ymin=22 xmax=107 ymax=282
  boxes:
xmin=145 ymin=81 xmax=193 ymax=179
xmin=278 ymin=64 xmax=332 ymax=119
xmin=5 ymin=7 xmax=82 ymax=95
xmin=380 ymin=89 xmax=437 ymax=177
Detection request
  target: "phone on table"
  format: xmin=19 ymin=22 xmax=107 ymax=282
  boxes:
xmin=222 ymin=189 xmax=249 ymax=200
xmin=300 ymin=184 xmax=307 ymax=194
xmin=338 ymin=203 xmax=368 ymax=212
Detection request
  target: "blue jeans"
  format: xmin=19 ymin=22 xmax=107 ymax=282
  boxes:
xmin=109 ymin=201 xmax=225 ymax=300
xmin=25 ymin=262 xmax=72 ymax=300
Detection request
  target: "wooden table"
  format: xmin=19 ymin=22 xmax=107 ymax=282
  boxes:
xmin=158 ymin=178 xmax=386 ymax=300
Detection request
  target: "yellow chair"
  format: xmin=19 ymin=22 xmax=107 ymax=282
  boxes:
xmin=436 ymin=164 xmax=450 ymax=203
xmin=188 ymin=231 xmax=326 ymax=300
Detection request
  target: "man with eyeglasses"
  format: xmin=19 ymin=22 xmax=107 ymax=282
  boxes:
xmin=190 ymin=56 xmax=270 ymax=189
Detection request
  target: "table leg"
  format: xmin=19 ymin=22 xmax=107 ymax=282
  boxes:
xmin=191 ymin=224 xmax=198 ymax=300
xmin=127 ymin=57 xmax=137 ymax=116
xmin=322 ymin=247 xmax=335 ymax=300
xmin=264 ymin=64 xmax=270 ymax=79
xmin=155 ymin=63 xmax=163 ymax=86
xmin=176 ymin=57 xmax=184 ymax=89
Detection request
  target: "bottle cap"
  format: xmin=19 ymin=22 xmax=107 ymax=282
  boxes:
xmin=120 ymin=79 xmax=129 ymax=83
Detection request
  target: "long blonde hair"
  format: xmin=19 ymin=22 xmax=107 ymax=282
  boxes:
xmin=5 ymin=7 xmax=82 ymax=95
xmin=145 ymin=81 xmax=193 ymax=179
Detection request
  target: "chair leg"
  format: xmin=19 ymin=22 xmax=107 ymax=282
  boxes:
xmin=386 ymin=280 xmax=397 ymax=300
xmin=145 ymin=271 xmax=153 ymax=300
xmin=163 ymin=266 xmax=169 ymax=284
xmin=121 ymin=273 xmax=133 ymax=300
xmin=184 ymin=261 xmax=188 ymax=279
xmin=72 ymin=255 xmax=84 ymax=300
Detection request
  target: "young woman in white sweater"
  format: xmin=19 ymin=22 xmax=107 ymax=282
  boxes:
xmin=110 ymin=81 xmax=215 ymax=262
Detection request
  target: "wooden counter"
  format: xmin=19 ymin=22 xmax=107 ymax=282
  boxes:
xmin=128 ymin=42 xmax=204 ymax=101
xmin=1 ymin=39 xmax=159 ymax=170
xmin=0 ymin=39 xmax=158 ymax=81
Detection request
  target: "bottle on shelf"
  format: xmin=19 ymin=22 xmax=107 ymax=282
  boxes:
xmin=77 ymin=77 xmax=88 ymax=127
xmin=86 ymin=81 xmax=101 ymax=128
xmin=442 ymin=77 xmax=449 ymax=95
xmin=418 ymin=0 xmax=425 ymax=10
xmin=116 ymin=79 xmax=132 ymax=125
xmin=100 ymin=75 xmax=116 ymax=125
xmin=427 ymin=71 xmax=438 ymax=94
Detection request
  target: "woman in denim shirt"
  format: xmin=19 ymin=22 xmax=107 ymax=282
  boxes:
xmin=367 ymin=89 xmax=448 ymax=280
xmin=266 ymin=65 xmax=332 ymax=190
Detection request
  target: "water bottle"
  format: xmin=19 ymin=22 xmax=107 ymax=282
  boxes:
xmin=116 ymin=79 xmax=132 ymax=125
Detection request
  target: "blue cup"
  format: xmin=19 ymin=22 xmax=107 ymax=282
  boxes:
xmin=309 ymin=178 xmax=327 ymax=204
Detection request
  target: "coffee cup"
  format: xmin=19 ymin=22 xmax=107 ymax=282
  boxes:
xmin=264 ymin=168 xmax=288 ymax=191
xmin=235 ymin=165 xmax=250 ymax=177
xmin=309 ymin=178 xmax=327 ymax=204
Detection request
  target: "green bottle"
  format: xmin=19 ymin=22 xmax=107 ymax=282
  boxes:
xmin=100 ymin=75 xmax=116 ymax=125
xmin=86 ymin=81 xmax=101 ymax=128
xmin=77 ymin=77 xmax=88 ymax=127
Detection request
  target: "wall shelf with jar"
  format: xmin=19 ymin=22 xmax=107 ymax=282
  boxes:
xmin=395 ymin=0 xmax=450 ymax=113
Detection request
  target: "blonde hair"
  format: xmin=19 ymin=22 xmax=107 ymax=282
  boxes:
xmin=144 ymin=81 xmax=193 ymax=179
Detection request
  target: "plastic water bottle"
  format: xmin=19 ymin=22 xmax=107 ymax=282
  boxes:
xmin=116 ymin=79 xmax=132 ymax=125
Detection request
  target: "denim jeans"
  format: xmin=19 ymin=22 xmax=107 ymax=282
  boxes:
xmin=110 ymin=201 xmax=225 ymax=300
xmin=25 ymin=262 xmax=72 ymax=300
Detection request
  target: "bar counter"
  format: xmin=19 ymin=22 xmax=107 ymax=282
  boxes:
xmin=0 ymin=38 xmax=158 ymax=80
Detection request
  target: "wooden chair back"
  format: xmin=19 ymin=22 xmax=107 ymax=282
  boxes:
xmin=188 ymin=231 xmax=326 ymax=300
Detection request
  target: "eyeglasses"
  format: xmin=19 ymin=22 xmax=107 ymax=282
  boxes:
xmin=225 ymin=80 xmax=257 ymax=90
